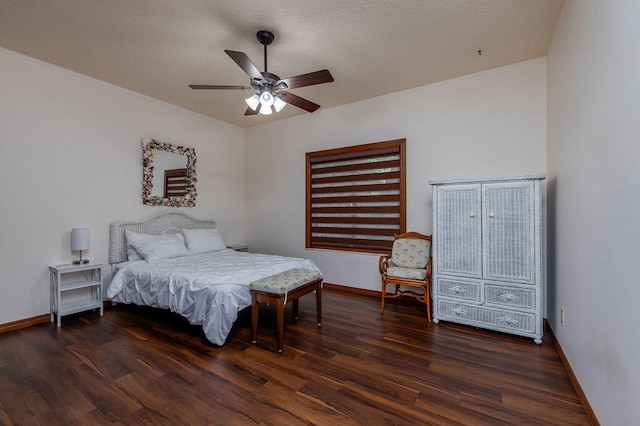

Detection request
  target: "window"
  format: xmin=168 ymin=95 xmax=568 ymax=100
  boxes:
xmin=306 ymin=139 xmax=406 ymax=253
xmin=163 ymin=168 xmax=189 ymax=198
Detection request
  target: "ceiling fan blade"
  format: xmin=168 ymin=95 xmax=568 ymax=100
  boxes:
xmin=244 ymin=104 xmax=260 ymax=116
xmin=189 ymin=85 xmax=252 ymax=90
xmin=225 ymin=50 xmax=263 ymax=81
xmin=278 ymin=70 xmax=334 ymax=90
xmin=281 ymin=91 xmax=321 ymax=113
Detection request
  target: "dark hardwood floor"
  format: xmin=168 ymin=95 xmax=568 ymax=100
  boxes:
xmin=0 ymin=289 xmax=589 ymax=425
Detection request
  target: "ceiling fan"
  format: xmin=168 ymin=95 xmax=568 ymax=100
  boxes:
xmin=189 ymin=30 xmax=334 ymax=116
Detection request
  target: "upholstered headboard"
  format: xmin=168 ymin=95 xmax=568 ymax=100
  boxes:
xmin=109 ymin=211 xmax=216 ymax=264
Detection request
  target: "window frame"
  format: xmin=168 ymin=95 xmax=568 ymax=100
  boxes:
xmin=305 ymin=138 xmax=406 ymax=254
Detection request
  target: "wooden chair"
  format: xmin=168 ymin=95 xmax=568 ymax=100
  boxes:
xmin=379 ymin=232 xmax=433 ymax=321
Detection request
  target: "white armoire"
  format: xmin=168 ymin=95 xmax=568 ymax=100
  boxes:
xmin=430 ymin=175 xmax=545 ymax=344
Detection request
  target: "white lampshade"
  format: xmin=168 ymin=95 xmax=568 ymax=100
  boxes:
xmin=259 ymin=105 xmax=272 ymax=115
xmin=259 ymin=91 xmax=275 ymax=108
xmin=245 ymin=94 xmax=260 ymax=111
xmin=71 ymin=228 xmax=90 ymax=251
xmin=273 ymin=96 xmax=286 ymax=112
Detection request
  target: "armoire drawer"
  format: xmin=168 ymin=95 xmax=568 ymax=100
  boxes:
xmin=436 ymin=278 xmax=480 ymax=301
xmin=437 ymin=300 xmax=537 ymax=333
xmin=484 ymin=282 xmax=536 ymax=310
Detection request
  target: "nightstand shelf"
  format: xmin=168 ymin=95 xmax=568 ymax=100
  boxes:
xmin=59 ymin=278 xmax=102 ymax=292
xmin=49 ymin=263 xmax=103 ymax=326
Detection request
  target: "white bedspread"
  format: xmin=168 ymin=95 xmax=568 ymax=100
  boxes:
xmin=107 ymin=249 xmax=321 ymax=345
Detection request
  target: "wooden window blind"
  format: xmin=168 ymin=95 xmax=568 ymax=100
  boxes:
xmin=163 ymin=168 xmax=189 ymax=198
xmin=306 ymin=139 xmax=406 ymax=253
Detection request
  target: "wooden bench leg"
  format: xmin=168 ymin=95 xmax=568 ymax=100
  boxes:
xmin=276 ymin=299 xmax=285 ymax=353
xmin=292 ymin=299 xmax=299 ymax=320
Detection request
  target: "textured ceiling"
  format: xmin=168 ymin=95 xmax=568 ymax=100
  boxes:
xmin=0 ymin=0 xmax=564 ymax=128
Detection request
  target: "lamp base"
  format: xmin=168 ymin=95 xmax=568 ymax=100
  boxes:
xmin=73 ymin=259 xmax=89 ymax=265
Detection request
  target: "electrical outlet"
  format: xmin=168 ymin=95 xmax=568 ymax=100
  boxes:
xmin=561 ymin=309 xmax=565 ymax=324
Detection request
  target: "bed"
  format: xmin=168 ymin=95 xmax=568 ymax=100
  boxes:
xmin=107 ymin=212 xmax=321 ymax=345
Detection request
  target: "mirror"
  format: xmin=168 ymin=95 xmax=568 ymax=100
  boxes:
xmin=142 ymin=138 xmax=197 ymax=207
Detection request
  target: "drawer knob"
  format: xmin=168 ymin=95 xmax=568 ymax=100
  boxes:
xmin=452 ymin=286 xmax=467 ymax=295
xmin=499 ymin=293 xmax=518 ymax=302
xmin=452 ymin=307 xmax=467 ymax=316
xmin=488 ymin=212 xmax=496 ymax=218
xmin=498 ymin=316 xmax=518 ymax=326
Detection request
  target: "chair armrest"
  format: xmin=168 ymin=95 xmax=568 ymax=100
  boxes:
xmin=425 ymin=257 xmax=432 ymax=281
xmin=379 ymin=254 xmax=391 ymax=275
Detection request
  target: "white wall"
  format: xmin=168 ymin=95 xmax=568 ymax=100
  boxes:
xmin=0 ymin=48 xmax=245 ymax=324
xmin=245 ymin=58 xmax=547 ymax=292
xmin=547 ymin=1 xmax=640 ymax=423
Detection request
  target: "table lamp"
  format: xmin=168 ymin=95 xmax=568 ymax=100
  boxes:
xmin=71 ymin=228 xmax=90 ymax=264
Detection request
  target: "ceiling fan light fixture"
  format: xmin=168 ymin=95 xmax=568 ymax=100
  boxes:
xmin=257 ymin=90 xmax=276 ymax=115
xmin=190 ymin=30 xmax=334 ymax=117
xmin=273 ymin=96 xmax=286 ymax=112
xmin=259 ymin=91 xmax=275 ymax=108
xmin=245 ymin=94 xmax=260 ymax=111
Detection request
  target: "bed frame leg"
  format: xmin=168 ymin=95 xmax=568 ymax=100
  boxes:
xmin=251 ymin=293 xmax=258 ymax=344
xmin=316 ymin=285 xmax=322 ymax=326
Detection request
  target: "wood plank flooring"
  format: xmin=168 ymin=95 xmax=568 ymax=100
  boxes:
xmin=0 ymin=289 xmax=590 ymax=425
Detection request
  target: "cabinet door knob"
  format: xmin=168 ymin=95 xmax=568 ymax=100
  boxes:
xmin=488 ymin=212 xmax=495 ymax=218
xmin=469 ymin=212 xmax=476 ymax=218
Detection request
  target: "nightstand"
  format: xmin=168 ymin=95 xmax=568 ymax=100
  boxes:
xmin=49 ymin=263 xmax=103 ymax=326
xmin=227 ymin=243 xmax=249 ymax=252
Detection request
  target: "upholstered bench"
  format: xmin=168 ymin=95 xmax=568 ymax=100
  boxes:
xmin=249 ymin=268 xmax=323 ymax=353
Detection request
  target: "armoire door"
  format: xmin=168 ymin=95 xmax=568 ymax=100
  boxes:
xmin=436 ymin=184 xmax=482 ymax=278
xmin=481 ymin=181 xmax=535 ymax=284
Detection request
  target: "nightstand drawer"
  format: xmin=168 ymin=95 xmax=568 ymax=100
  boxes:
xmin=436 ymin=277 xmax=480 ymax=301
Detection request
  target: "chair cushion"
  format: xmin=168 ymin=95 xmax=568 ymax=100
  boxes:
xmin=387 ymin=266 xmax=427 ymax=280
xmin=249 ymin=268 xmax=321 ymax=294
xmin=391 ymin=238 xmax=431 ymax=269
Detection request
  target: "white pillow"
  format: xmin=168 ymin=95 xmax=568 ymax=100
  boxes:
xmin=124 ymin=230 xmax=189 ymax=262
xmin=182 ymin=228 xmax=227 ymax=254
xmin=125 ymin=230 xmax=144 ymax=261
xmin=127 ymin=246 xmax=143 ymax=261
